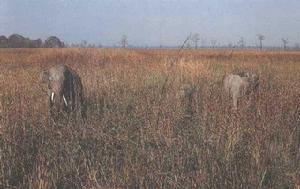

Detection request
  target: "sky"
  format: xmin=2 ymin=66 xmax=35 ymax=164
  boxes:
xmin=1 ymin=0 xmax=300 ymax=47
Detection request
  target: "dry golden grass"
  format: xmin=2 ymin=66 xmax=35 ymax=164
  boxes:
xmin=0 ymin=48 xmax=299 ymax=189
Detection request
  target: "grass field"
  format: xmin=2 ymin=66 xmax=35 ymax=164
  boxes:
xmin=0 ymin=48 xmax=299 ymax=188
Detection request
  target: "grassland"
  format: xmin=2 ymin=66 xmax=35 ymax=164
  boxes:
xmin=0 ymin=48 xmax=299 ymax=188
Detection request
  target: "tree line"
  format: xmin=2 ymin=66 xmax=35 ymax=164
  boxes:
xmin=0 ymin=34 xmax=64 ymax=48
xmin=183 ymin=33 xmax=300 ymax=50
xmin=1 ymin=33 xmax=299 ymax=50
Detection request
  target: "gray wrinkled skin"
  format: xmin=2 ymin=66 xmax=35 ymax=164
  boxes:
xmin=41 ymin=64 xmax=86 ymax=121
xmin=223 ymin=72 xmax=259 ymax=110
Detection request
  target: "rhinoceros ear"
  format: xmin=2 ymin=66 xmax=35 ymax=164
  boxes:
xmin=40 ymin=70 xmax=50 ymax=83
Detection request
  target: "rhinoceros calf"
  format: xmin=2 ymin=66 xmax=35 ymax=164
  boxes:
xmin=223 ymin=72 xmax=259 ymax=110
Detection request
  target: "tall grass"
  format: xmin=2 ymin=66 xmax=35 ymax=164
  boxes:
xmin=0 ymin=48 xmax=299 ymax=188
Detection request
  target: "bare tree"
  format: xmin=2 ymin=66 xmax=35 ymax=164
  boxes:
xmin=294 ymin=43 xmax=300 ymax=50
xmin=178 ymin=33 xmax=192 ymax=49
xmin=97 ymin=43 xmax=103 ymax=48
xmin=191 ymin=33 xmax=200 ymax=49
xmin=237 ymin=37 xmax=245 ymax=48
xmin=80 ymin=40 xmax=87 ymax=48
xmin=186 ymin=41 xmax=192 ymax=49
xmin=281 ymin=38 xmax=289 ymax=50
xmin=210 ymin=39 xmax=217 ymax=48
xmin=201 ymin=39 xmax=206 ymax=48
xmin=257 ymin=34 xmax=265 ymax=50
xmin=120 ymin=35 xmax=128 ymax=48
xmin=88 ymin=43 xmax=96 ymax=48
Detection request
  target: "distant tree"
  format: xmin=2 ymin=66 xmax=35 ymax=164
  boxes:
xmin=88 ymin=42 xmax=94 ymax=48
xmin=294 ymin=43 xmax=300 ymax=50
xmin=228 ymin=42 xmax=233 ymax=48
xmin=186 ymin=41 xmax=192 ymax=49
xmin=80 ymin=40 xmax=88 ymax=48
xmin=210 ymin=39 xmax=217 ymax=48
xmin=237 ymin=37 xmax=245 ymax=48
xmin=201 ymin=39 xmax=206 ymax=48
xmin=257 ymin=34 xmax=265 ymax=50
xmin=28 ymin=39 xmax=42 ymax=48
xmin=44 ymin=36 xmax=64 ymax=48
xmin=120 ymin=35 xmax=128 ymax=48
xmin=191 ymin=33 xmax=200 ymax=49
xmin=8 ymin=34 xmax=27 ymax=48
xmin=178 ymin=33 xmax=192 ymax=49
xmin=64 ymin=42 xmax=70 ymax=48
xmin=281 ymin=38 xmax=289 ymax=50
xmin=0 ymin=35 xmax=8 ymax=48
xmin=70 ymin=43 xmax=78 ymax=48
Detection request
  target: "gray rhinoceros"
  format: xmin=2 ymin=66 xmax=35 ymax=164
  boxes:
xmin=41 ymin=64 xmax=86 ymax=121
xmin=223 ymin=72 xmax=259 ymax=110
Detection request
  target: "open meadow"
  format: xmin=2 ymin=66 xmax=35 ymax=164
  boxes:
xmin=0 ymin=48 xmax=299 ymax=188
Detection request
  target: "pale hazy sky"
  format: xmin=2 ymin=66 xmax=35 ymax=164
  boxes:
xmin=1 ymin=0 xmax=300 ymax=47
